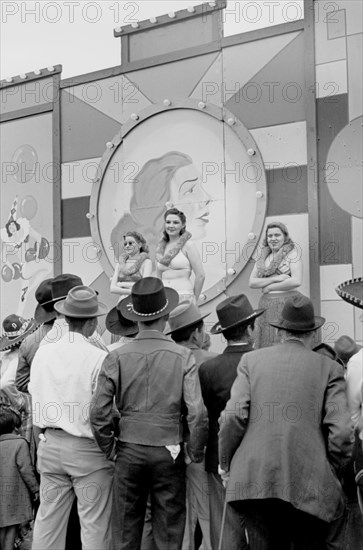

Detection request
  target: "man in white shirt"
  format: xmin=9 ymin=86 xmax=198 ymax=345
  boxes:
xmin=29 ymin=286 xmax=114 ymax=550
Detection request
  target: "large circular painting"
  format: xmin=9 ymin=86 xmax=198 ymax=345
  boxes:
xmin=90 ymin=101 xmax=267 ymax=302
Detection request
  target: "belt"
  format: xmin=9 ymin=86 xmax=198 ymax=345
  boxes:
xmin=46 ymin=427 xmax=63 ymax=431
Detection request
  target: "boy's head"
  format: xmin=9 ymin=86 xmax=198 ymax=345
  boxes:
xmin=0 ymin=406 xmax=21 ymax=435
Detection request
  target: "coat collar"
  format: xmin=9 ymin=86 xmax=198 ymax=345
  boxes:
xmin=135 ymin=329 xmax=171 ymax=342
xmin=223 ymin=343 xmax=253 ymax=354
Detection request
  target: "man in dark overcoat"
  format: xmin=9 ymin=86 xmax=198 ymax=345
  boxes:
xmin=198 ymin=294 xmax=264 ymax=549
xmin=219 ymin=295 xmax=354 ymax=549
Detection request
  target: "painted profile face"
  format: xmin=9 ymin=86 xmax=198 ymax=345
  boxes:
xmin=266 ymin=227 xmax=285 ymax=252
xmin=165 ymin=214 xmax=184 ymax=237
xmin=123 ymin=236 xmax=141 ymax=256
xmin=169 ymin=164 xmax=211 ymax=241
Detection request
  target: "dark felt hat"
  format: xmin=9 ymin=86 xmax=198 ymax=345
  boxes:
xmin=106 ymin=302 xmax=139 ymax=336
xmin=211 ymin=294 xmax=265 ymax=335
xmin=270 ymin=295 xmax=325 ymax=332
xmin=120 ymin=277 xmax=179 ymax=322
xmin=34 ymin=278 xmax=56 ymax=323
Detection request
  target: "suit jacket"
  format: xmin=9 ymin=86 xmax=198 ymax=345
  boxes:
xmin=199 ymin=343 xmax=253 ymax=473
xmin=219 ymin=340 xmax=354 ymax=522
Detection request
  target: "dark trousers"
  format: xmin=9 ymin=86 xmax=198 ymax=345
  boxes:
xmin=113 ymin=442 xmax=186 ymax=550
xmin=235 ymin=499 xmax=332 ymax=550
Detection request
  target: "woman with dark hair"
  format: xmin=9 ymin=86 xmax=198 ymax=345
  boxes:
xmin=110 ymin=151 xmax=211 ymax=261
xmin=156 ymin=207 xmax=205 ymax=303
xmin=110 ymin=231 xmax=152 ymax=301
xmin=249 ymin=221 xmax=303 ymax=348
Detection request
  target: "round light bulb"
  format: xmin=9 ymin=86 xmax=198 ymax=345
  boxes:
xmin=163 ymin=99 xmax=171 ymax=106
xmin=247 ymin=148 xmax=256 ymax=156
xmin=130 ymin=113 xmax=139 ymax=121
xmin=198 ymin=101 xmax=206 ymax=109
xmin=20 ymin=74 xmax=27 ymax=80
xmin=86 ymin=213 xmax=94 ymax=219
xmin=168 ymin=12 xmax=176 ymax=18
xmin=47 ymin=66 xmax=55 ymax=72
xmin=256 ymin=191 xmax=264 ymax=199
xmin=149 ymin=17 xmax=157 ymax=23
xmin=227 ymin=268 xmax=236 ymax=276
xmin=227 ymin=117 xmax=235 ymax=125
xmin=248 ymin=232 xmax=256 ymax=240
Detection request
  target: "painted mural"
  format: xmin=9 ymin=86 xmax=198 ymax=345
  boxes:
xmin=0 ymin=0 xmax=362 ymax=347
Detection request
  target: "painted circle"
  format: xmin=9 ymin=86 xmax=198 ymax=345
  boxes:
xmin=91 ymin=103 xmax=267 ymax=303
xmin=326 ymin=116 xmax=362 ymax=219
xmin=20 ymin=195 xmax=38 ymax=220
xmin=11 ymin=145 xmax=38 ymax=183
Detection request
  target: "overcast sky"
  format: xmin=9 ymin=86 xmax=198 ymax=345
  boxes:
xmin=1 ymin=1 xmax=304 ymax=80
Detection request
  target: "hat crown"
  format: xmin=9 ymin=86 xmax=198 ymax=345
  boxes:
xmin=216 ymin=294 xmax=254 ymax=330
xmin=280 ymin=296 xmax=315 ymax=328
xmin=57 ymin=285 xmax=100 ymax=317
xmin=168 ymin=301 xmax=205 ymax=333
xmin=3 ymin=314 xmax=25 ymax=334
xmin=51 ymin=274 xmax=83 ymax=301
xmin=131 ymin=277 xmax=169 ymax=316
xmin=35 ymin=278 xmax=53 ymax=307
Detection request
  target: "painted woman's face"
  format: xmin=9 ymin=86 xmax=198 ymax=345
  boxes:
xmin=266 ymin=227 xmax=285 ymax=252
xmin=165 ymin=214 xmax=184 ymax=237
xmin=124 ymin=236 xmax=141 ymax=256
xmin=169 ymin=164 xmax=211 ymax=241
xmin=8 ymin=222 xmax=17 ymax=235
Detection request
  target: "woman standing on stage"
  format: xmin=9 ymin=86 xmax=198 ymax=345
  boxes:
xmin=249 ymin=221 xmax=303 ymax=348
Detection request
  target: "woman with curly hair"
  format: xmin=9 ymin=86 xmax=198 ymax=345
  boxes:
xmin=156 ymin=207 xmax=205 ymax=303
xmin=249 ymin=221 xmax=303 ymax=348
xmin=110 ymin=231 xmax=152 ymax=302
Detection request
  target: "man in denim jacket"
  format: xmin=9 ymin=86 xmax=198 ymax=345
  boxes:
xmin=91 ymin=278 xmax=207 ymax=550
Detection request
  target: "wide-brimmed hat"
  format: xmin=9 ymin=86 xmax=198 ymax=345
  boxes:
xmin=335 ymin=277 xmax=363 ymax=309
xmin=334 ymin=335 xmax=362 ymax=365
xmin=34 ymin=278 xmax=56 ymax=323
xmin=121 ymin=277 xmax=179 ymax=322
xmin=54 ymin=286 xmax=107 ymax=318
xmin=106 ymin=302 xmax=139 ymax=336
xmin=0 ymin=314 xmax=39 ymax=351
xmin=211 ymin=294 xmax=265 ymax=335
xmin=270 ymin=295 xmax=325 ymax=332
xmin=312 ymin=342 xmax=344 ymax=367
xmin=166 ymin=300 xmax=210 ymax=335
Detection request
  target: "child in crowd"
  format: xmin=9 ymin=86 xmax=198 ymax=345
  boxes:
xmin=0 ymin=403 xmax=39 ymax=550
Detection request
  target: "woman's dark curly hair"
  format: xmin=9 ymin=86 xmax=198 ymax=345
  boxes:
xmin=162 ymin=208 xmax=187 ymax=242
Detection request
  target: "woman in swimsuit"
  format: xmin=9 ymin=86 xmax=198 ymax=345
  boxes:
xmin=110 ymin=231 xmax=152 ymax=302
xmin=155 ymin=208 xmax=205 ymax=303
xmin=249 ymin=221 xmax=303 ymax=348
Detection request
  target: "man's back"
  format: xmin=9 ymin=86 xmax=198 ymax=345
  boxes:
xmin=219 ymin=340 xmax=353 ymax=522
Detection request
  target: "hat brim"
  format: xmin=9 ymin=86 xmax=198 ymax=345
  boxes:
xmin=121 ymin=287 xmax=179 ymax=322
xmin=210 ymin=309 xmax=265 ymax=335
xmin=165 ymin=312 xmax=210 ymax=335
xmin=54 ymin=300 xmax=108 ymax=318
xmin=335 ymin=278 xmax=363 ymax=309
xmin=106 ymin=305 xmax=139 ymax=336
xmin=269 ymin=315 xmax=325 ymax=332
xmin=0 ymin=318 xmax=39 ymax=351
xmin=34 ymin=302 xmax=57 ymax=324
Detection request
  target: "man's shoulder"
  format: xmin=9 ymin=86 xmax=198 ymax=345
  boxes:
xmin=117 ymin=335 xmax=193 ymax=358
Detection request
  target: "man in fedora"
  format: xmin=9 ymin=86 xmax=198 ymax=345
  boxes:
xmin=15 ymin=277 xmax=56 ymax=393
xmin=168 ymin=300 xmax=215 ymax=550
xmin=219 ymin=294 xmax=354 ymax=549
xmin=29 ymin=286 xmax=114 ymax=550
xmin=198 ymin=294 xmax=264 ymax=550
xmin=90 ymin=277 xmax=207 ymax=550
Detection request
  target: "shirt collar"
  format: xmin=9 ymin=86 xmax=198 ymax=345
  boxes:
xmin=135 ymin=330 xmax=171 ymax=341
xmin=224 ymin=343 xmax=253 ymax=353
